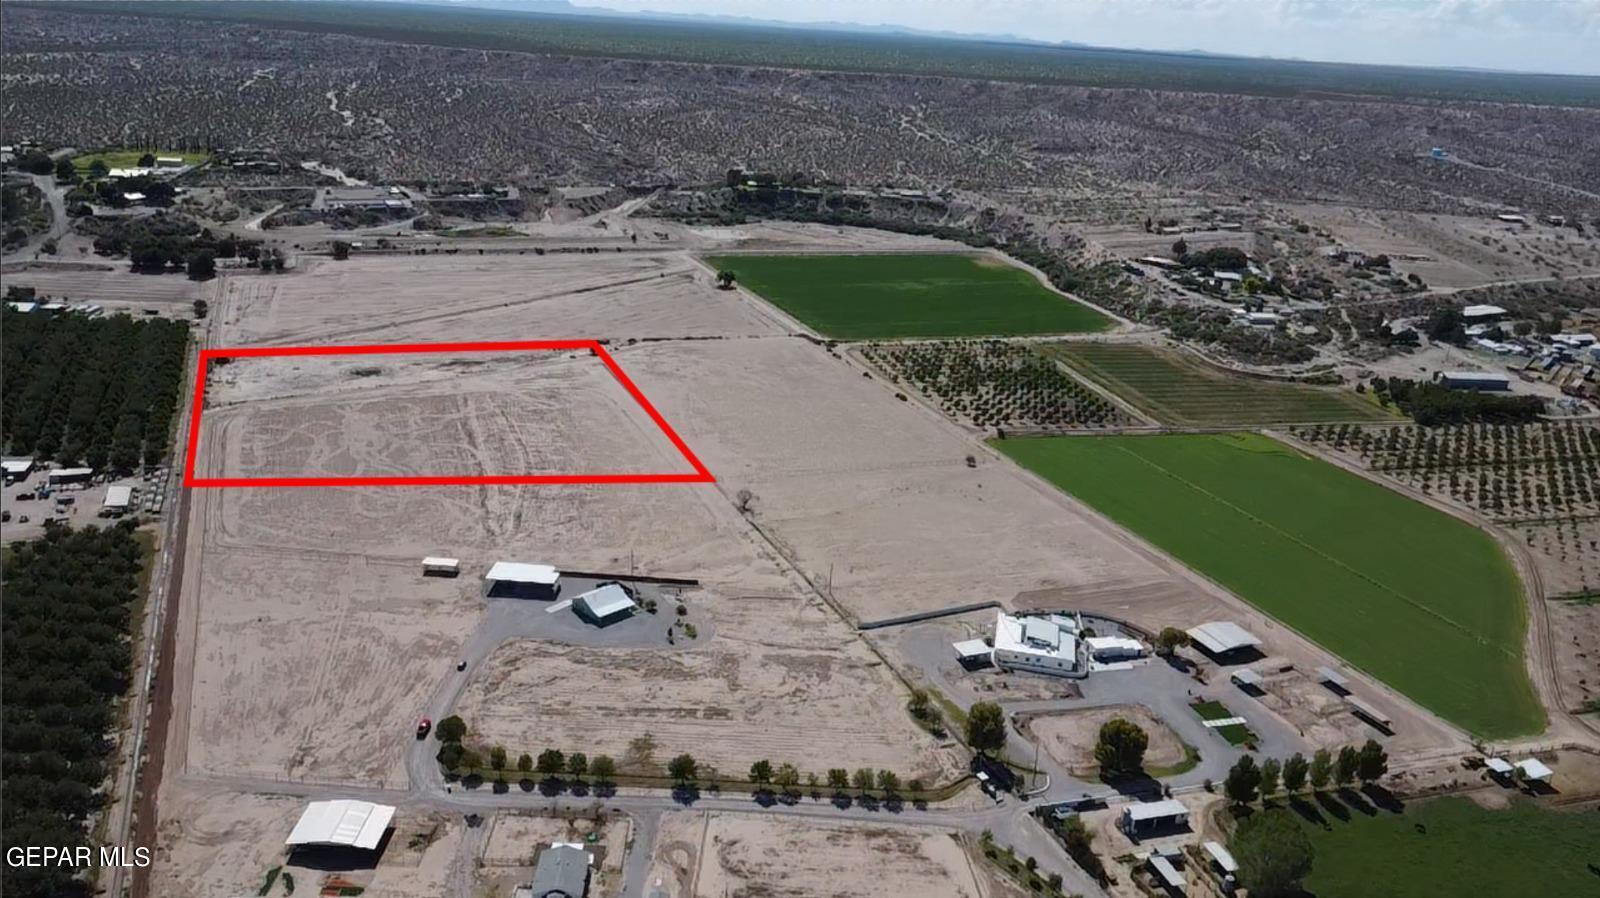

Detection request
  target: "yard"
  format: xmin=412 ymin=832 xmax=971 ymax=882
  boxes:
xmin=1296 ymin=796 xmax=1600 ymax=897
xmin=1046 ymin=341 xmax=1391 ymax=426
xmin=994 ymin=432 xmax=1541 ymax=738
xmin=705 ymin=253 xmax=1111 ymax=339
xmin=1190 ymin=700 xmax=1255 ymax=746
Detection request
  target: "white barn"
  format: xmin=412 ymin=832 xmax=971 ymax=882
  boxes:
xmin=573 ymin=583 xmax=638 ymax=626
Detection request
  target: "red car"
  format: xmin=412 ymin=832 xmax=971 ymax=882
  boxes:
xmin=416 ymin=717 xmax=432 ymax=739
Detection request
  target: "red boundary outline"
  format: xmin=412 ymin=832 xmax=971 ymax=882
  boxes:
xmin=183 ymin=340 xmax=715 ymax=488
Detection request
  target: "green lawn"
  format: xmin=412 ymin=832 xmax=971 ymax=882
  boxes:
xmin=705 ymin=253 xmax=1111 ymax=339
xmin=1191 ymin=700 xmax=1255 ymax=745
xmin=70 ymin=149 xmax=210 ymax=171
xmin=995 ymin=433 xmax=1541 ymax=738
xmin=1047 ymin=341 xmax=1392 ymax=425
xmin=1297 ymin=796 xmax=1600 ymax=897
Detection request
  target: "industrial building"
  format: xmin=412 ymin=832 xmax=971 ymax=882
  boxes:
xmin=2 ymin=458 xmax=34 ymax=483
xmin=46 ymin=467 xmax=95 ymax=486
xmin=1439 ymin=371 xmax=1511 ymax=391
xmin=484 ymin=562 xmax=561 ymax=599
xmin=1186 ymin=621 xmax=1261 ymax=661
xmin=573 ymin=583 xmax=639 ymax=627
xmin=285 ymin=800 xmax=395 ymax=851
xmin=516 ymin=844 xmax=591 ymax=898
xmin=1461 ymin=304 xmax=1508 ymax=321
xmin=992 ymin=612 xmax=1081 ymax=676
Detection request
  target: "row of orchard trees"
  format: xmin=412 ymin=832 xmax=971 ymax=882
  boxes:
xmin=1 ymin=308 xmax=188 ymax=470
xmin=2 ymin=523 xmax=147 ymax=898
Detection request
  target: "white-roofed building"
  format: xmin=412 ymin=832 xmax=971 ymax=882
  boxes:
xmin=422 ymin=556 xmax=460 ymax=577
xmin=103 ymin=485 xmax=133 ymax=513
xmin=1203 ymin=840 xmax=1238 ymax=875
xmin=484 ymin=561 xmax=561 ymax=599
xmin=1085 ymin=635 xmax=1145 ymax=662
xmin=1146 ymin=853 xmax=1184 ymax=890
xmin=1346 ymin=696 xmax=1393 ymax=729
xmin=47 ymin=467 xmax=95 ymax=485
xmin=1516 ymin=758 xmax=1553 ymax=783
xmin=5 ymin=301 xmax=38 ymax=313
xmin=285 ymin=800 xmax=396 ymax=850
xmin=1485 ymin=757 xmax=1514 ymax=776
xmin=993 ymin=611 xmax=1079 ymax=677
xmin=2 ymin=458 xmax=34 ymax=482
xmin=952 ymin=639 xmax=993 ymax=666
xmin=1317 ymin=666 xmax=1351 ymax=692
xmin=1461 ymin=304 xmax=1508 ymax=320
xmin=573 ymin=583 xmax=638 ymax=627
xmin=1230 ymin=667 xmax=1264 ymax=690
xmin=1120 ymin=799 xmax=1189 ymax=836
xmin=1186 ymin=621 xmax=1262 ymax=658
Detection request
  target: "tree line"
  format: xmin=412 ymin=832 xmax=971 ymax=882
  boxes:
xmin=1 ymin=306 xmax=189 ymax=470
xmin=2 ymin=523 xmax=148 ymax=898
xmin=1372 ymin=377 xmax=1542 ymax=426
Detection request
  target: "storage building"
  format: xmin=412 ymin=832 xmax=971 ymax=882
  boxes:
xmin=1439 ymin=371 xmax=1511 ymax=391
xmin=484 ymin=562 xmax=560 ymax=599
xmin=1120 ymin=799 xmax=1189 ymax=836
xmin=422 ymin=556 xmax=460 ymax=577
xmin=103 ymin=485 xmax=133 ymax=514
xmin=1185 ymin=621 xmax=1262 ymax=659
xmin=285 ymin=800 xmax=395 ymax=850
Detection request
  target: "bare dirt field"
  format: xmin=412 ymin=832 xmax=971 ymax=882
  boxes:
xmin=150 ymin=784 xmax=463 ymax=898
xmin=614 ymin=336 xmax=1183 ymax=622
xmin=645 ymin=811 xmax=988 ymax=898
xmin=200 ymin=351 xmax=695 ymax=480
xmin=1023 ymin=705 xmax=1188 ymax=776
xmin=455 ymin=586 xmax=962 ymax=783
xmin=1546 ymin=599 xmax=1600 ymax=717
xmin=216 ymin=251 xmax=787 ymax=346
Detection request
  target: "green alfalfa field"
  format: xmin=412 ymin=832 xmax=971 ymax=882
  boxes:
xmin=995 ymin=432 xmax=1541 ymax=738
xmin=704 ymin=253 xmax=1111 ymax=339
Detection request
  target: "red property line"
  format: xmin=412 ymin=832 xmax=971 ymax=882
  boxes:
xmin=183 ymin=340 xmax=714 ymax=488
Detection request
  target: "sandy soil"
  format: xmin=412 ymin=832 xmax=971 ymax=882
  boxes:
xmin=456 ymin=587 xmax=962 ymax=783
xmin=150 ymin=784 xmax=463 ymax=898
xmin=199 ymin=351 xmax=694 ymax=480
xmin=615 ymin=337 xmax=1182 ymax=622
xmin=216 ymin=251 xmax=786 ymax=346
xmin=1546 ymin=599 xmax=1599 ymax=716
xmin=1024 ymin=705 xmax=1188 ymax=776
xmin=0 ymin=262 xmax=206 ymax=309
xmin=646 ymin=811 xmax=987 ymax=898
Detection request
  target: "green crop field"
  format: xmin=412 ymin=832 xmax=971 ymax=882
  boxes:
xmin=1296 ymin=797 xmax=1600 ymax=897
xmin=70 ymin=149 xmax=210 ymax=171
xmin=705 ymin=253 xmax=1111 ymax=339
xmin=1047 ymin=342 xmax=1391 ymax=426
xmin=995 ymin=433 xmax=1541 ymax=738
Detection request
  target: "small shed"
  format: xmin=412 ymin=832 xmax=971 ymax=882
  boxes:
xmin=1346 ymin=696 xmax=1393 ymax=729
xmin=1316 ymin=666 xmax=1351 ymax=693
xmin=1229 ymin=668 xmax=1264 ymax=691
xmin=1146 ymin=853 xmax=1185 ymax=892
xmin=1086 ymin=635 xmax=1145 ymax=661
xmin=952 ymin=639 xmax=993 ymax=667
xmin=422 ymin=557 xmax=460 ymax=577
xmin=1202 ymin=841 xmax=1238 ymax=875
xmin=1485 ymin=757 xmax=1514 ymax=776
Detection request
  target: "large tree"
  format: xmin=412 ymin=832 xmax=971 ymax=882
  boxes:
xmin=1334 ymin=745 xmax=1360 ymax=787
xmin=667 ymin=753 xmax=698 ymax=784
xmin=1281 ymin=752 xmax=1309 ymax=795
xmin=1259 ymin=757 xmax=1282 ymax=799
xmin=965 ymin=701 xmax=1007 ymax=756
xmin=1225 ymin=755 xmax=1262 ymax=805
xmin=1357 ymin=739 xmax=1389 ymax=784
xmin=1093 ymin=718 xmax=1149 ymax=778
xmin=1232 ymin=809 xmax=1314 ymax=898
xmin=1308 ymin=748 xmax=1333 ymax=792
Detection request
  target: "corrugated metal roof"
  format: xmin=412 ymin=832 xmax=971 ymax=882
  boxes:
xmin=486 ymin=561 xmax=559 ymax=584
xmin=285 ymin=800 xmax=395 ymax=849
xmin=576 ymin=583 xmax=637 ymax=618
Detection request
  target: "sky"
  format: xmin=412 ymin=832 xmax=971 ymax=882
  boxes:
xmin=588 ymin=0 xmax=1600 ymax=76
